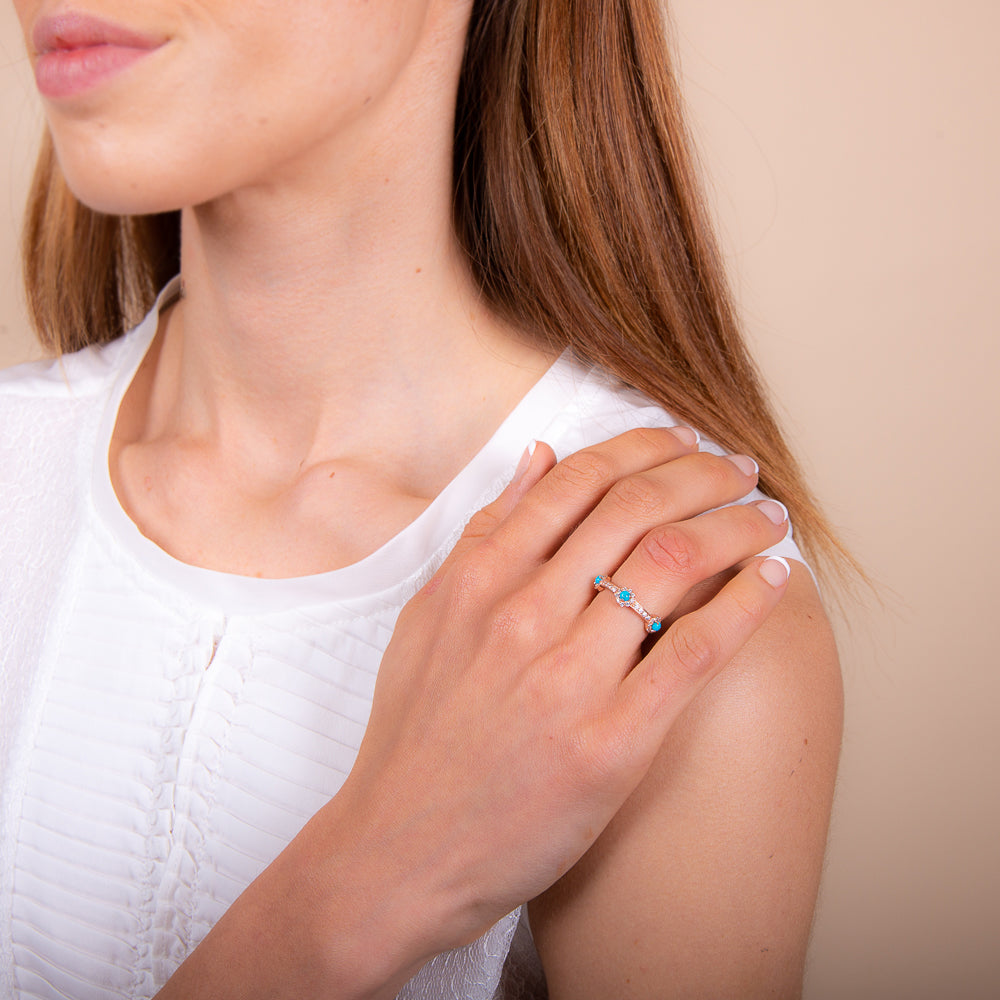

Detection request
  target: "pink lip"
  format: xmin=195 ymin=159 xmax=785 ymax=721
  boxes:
xmin=32 ymin=12 xmax=166 ymax=100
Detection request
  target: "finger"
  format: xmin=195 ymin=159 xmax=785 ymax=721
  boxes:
xmin=607 ymin=555 xmax=791 ymax=768
xmin=415 ymin=441 xmax=557 ymax=599
xmin=494 ymin=441 xmax=558 ymax=521
xmin=484 ymin=426 xmax=703 ymax=568
xmin=546 ymin=451 xmax=762 ymax=584
xmin=423 ymin=427 xmax=703 ymax=599
xmin=580 ymin=497 xmax=790 ymax=651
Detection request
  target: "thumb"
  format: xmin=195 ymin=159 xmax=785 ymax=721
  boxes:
xmin=491 ymin=440 xmax=556 ymax=522
xmin=418 ymin=441 xmax=556 ymax=597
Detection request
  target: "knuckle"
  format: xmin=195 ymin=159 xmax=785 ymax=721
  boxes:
xmin=605 ymin=473 xmax=667 ymax=521
xmin=641 ymin=524 xmax=702 ymax=580
xmin=728 ymin=586 xmax=768 ymax=630
xmin=666 ymin=620 xmax=720 ymax=680
xmin=462 ymin=503 xmax=502 ymax=542
xmin=628 ymin=426 xmax=670 ymax=449
xmin=697 ymin=453 xmax=740 ymax=496
xmin=553 ymin=449 xmax=617 ymax=497
xmin=483 ymin=588 xmax=544 ymax=647
xmin=613 ymin=426 xmax=667 ymax=460
xmin=447 ymin=543 xmax=504 ymax=608
xmin=734 ymin=505 xmax=767 ymax=546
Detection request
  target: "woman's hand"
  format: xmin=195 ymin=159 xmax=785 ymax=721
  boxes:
xmin=333 ymin=429 xmax=790 ymax=982
xmin=159 ymin=427 xmax=792 ymax=1000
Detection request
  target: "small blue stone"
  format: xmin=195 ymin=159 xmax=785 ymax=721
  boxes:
xmin=619 ymin=590 xmax=632 ymax=602
xmin=595 ymin=575 xmax=603 ymax=586
xmin=649 ymin=621 xmax=662 ymax=633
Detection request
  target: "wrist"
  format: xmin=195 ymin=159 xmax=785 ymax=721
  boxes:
xmin=157 ymin=793 xmax=438 ymax=1000
xmin=304 ymin=777 xmax=505 ymax=986
xmin=278 ymin=789 xmax=467 ymax=999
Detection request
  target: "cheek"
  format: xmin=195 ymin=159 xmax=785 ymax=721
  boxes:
xmin=43 ymin=38 xmax=313 ymax=214
xmin=11 ymin=0 xmax=35 ymax=36
xmin=44 ymin=57 xmax=239 ymax=214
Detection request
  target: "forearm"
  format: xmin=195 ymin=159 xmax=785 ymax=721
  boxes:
xmin=156 ymin=796 xmax=439 ymax=1000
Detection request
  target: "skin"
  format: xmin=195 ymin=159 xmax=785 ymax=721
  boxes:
xmin=13 ymin=0 xmax=842 ymax=996
xmin=530 ymin=562 xmax=841 ymax=999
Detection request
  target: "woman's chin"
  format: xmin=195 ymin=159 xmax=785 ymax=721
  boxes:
xmin=53 ymin=154 xmax=194 ymax=218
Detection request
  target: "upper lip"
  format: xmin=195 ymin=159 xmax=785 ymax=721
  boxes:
xmin=32 ymin=11 xmax=165 ymax=55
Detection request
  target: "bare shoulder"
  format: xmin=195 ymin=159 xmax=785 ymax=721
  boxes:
xmin=530 ymin=562 xmax=843 ymax=1000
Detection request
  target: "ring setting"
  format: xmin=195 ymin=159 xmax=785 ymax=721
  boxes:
xmin=594 ymin=575 xmax=663 ymax=634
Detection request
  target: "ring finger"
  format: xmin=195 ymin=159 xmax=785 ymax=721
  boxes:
xmin=577 ymin=498 xmax=789 ymax=657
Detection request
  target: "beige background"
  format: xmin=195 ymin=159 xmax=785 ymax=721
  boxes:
xmin=2 ymin=2 xmax=997 ymax=997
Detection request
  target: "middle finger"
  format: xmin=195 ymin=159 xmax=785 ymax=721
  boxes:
xmin=545 ymin=450 xmax=763 ymax=590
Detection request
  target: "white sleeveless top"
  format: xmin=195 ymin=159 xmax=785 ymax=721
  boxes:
xmin=0 ymin=281 xmax=803 ymax=998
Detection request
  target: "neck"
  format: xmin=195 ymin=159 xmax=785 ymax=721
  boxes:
xmin=106 ymin=0 xmax=555 ymax=577
xmin=175 ymin=168 xmax=504 ymax=418
xmin=160 ymin=185 xmax=548 ymax=480
xmin=134 ymin=30 xmax=552 ymax=487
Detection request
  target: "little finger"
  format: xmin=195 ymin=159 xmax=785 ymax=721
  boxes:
xmin=608 ymin=555 xmax=792 ymax=767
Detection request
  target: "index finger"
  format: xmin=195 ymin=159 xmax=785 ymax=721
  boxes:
xmin=492 ymin=426 xmax=701 ymax=565
xmin=413 ymin=427 xmax=697 ymax=604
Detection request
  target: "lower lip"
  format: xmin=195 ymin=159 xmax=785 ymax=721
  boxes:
xmin=34 ymin=44 xmax=158 ymax=100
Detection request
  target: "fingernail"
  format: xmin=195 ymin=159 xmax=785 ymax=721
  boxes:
xmin=759 ymin=556 xmax=791 ymax=588
xmin=512 ymin=440 xmax=537 ymax=485
xmin=755 ymin=499 xmax=789 ymax=526
xmin=726 ymin=454 xmax=759 ymax=477
xmin=668 ymin=425 xmax=700 ymax=448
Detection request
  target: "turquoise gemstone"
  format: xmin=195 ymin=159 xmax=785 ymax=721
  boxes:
xmin=650 ymin=621 xmax=662 ymax=632
xmin=595 ymin=575 xmax=603 ymax=586
xmin=619 ymin=590 xmax=632 ymax=602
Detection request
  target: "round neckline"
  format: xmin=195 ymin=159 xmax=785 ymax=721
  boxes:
xmin=89 ymin=280 xmax=587 ymax=615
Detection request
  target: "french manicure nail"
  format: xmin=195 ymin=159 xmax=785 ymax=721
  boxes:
xmin=726 ymin=453 xmax=759 ymax=477
xmin=668 ymin=425 xmax=700 ymax=448
xmin=755 ymin=499 xmax=789 ymax=526
xmin=512 ymin=440 xmax=536 ymax=484
xmin=759 ymin=556 xmax=791 ymax=588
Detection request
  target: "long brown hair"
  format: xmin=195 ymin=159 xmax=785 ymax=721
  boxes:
xmin=21 ymin=0 xmax=855 ymax=584
xmin=22 ymin=132 xmax=180 ymax=355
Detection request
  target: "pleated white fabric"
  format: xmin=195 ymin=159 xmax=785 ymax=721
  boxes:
xmin=0 ymin=281 xmax=803 ymax=998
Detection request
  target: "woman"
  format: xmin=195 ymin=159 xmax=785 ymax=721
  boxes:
xmin=0 ymin=0 xmax=844 ymax=997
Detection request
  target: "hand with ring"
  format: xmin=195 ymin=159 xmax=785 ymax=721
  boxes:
xmin=161 ymin=426 xmax=794 ymax=999
xmin=331 ymin=427 xmax=790 ymax=984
